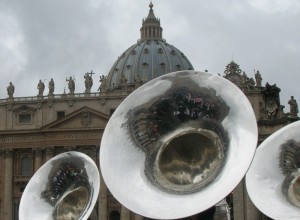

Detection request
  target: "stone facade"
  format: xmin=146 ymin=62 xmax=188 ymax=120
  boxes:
xmin=0 ymin=64 xmax=298 ymax=220
xmin=0 ymin=3 xmax=299 ymax=220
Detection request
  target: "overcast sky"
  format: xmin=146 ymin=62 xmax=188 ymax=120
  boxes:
xmin=0 ymin=0 xmax=299 ymax=108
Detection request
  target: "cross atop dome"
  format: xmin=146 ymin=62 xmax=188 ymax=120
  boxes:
xmin=140 ymin=2 xmax=163 ymax=40
xmin=150 ymin=0 xmax=153 ymax=9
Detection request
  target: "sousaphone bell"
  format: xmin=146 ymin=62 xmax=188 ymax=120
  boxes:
xmin=100 ymin=70 xmax=258 ymax=219
xmin=246 ymin=121 xmax=300 ymax=220
xmin=19 ymin=151 xmax=100 ymax=220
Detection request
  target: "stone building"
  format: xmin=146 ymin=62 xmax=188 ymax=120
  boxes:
xmin=0 ymin=3 xmax=298 ymax=220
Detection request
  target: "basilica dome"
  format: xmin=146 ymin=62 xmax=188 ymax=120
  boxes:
xmin=105 ymin=3 xmax=194 ymax=91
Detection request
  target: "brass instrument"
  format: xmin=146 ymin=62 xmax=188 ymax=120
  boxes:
xmin=246 ymin=121 xmax=300 ymax=220
xmin=100 ymin=70 xmax=258 ymax=219
xmin=19 ymin=151 xmax=100 ymax=220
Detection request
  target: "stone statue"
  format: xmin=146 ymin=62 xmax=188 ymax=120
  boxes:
xmin=48 ymin=78 xmax=55 ymax=95
xmin=241 ymin=72 xmax=255 ymax=90
xmin=98 ymin=75 xmax=107 ymax=93
xmin=66 ymin=76 xmax=75 ymax=94
xmin=288 ymin=96 xmax=298 ymax=117
xmin=84 ymin=71 xmax=94 ymax=93
xmin=255 ymin=70 xmax=262 ymax=87
xmin=7 ymin=82 xmax=15 ymax=98
xmin=263 ymin=83 xmax=282 ymax=119
xmin=37 ymin=79 xmax=45 ymax=96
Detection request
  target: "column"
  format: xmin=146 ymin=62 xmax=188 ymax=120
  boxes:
xmin=121 ymin=205 xmax=130 ymax=220
xmin=99 ymin=172 xmax=107 ymax=220
xmin=233 ymin=180 xmax=245 ymax=220
xmin=34 ymin=148 xmax=43 ymax=172
xmin=244 ymin=189 xmax=260 ymax=220
xmin=135 ymin=214 xmax=143 ymax=220
xmin=3 ymin=149 xmax=13 ymax=220
xmin=45 ymin=147 xmax=54 ymax=162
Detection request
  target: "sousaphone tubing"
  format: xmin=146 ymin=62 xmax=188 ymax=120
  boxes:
xmin=100 ymin=70 xmax=258 ymax=219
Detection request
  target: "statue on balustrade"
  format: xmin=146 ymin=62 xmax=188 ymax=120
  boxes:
xmin=66 ymin=76 xmax=75 ymax=94
xmin=37 ymin=79 xmax=45 ymax=96
xmin=288 ymin=96 xmax=299 ymax=117
xmin=84 ymin=71 xmax=94 ymax=93
xmin=98 ymin=75 xmax=107 ymax=93
xmin=7 ymin=82 xmax=15 ymax=98
xmin=255 ymin=70 xmax=262 ymax=87
xmin=48 ymin=78 xmax=55 ymax=95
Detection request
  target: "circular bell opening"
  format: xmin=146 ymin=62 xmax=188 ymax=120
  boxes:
xmin=55 ymin=186 xmax=89 ymax=220
xmin=156 ymin=129 xmax=224 ymax=193
xmin=286 ymin=173 xmax=300 ymax=207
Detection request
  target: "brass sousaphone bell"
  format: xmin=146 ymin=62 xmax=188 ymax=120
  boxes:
xmin=246 ymin=121 xmax=300 ymax=220
xmin=100 ymin=70 xmax=258 ymax=219
xmin=19 ymin=151 xmax=100 ymax=220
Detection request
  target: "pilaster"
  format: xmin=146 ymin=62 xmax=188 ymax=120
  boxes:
xmin=135 ymin=214 xmax=143 ymax=220
xmin=99 ymin=172 xmax=107 ymax=220
xmin=33 ymin=148 xmax=43 ymax=171
xmin=45 ymin=147 xmax=54 ymax=162
xmin=233 ymin=180 xmax=245 ymax=220
xmin=3 ymin=149 xmax=13 ymax=220
xmin=244 ymin=189 xmax=260 ymax=220
xmin=121 ymin=205 xmax=130 ymax=220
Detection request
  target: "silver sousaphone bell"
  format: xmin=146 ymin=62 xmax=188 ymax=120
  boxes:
xmin=19 ymin=151 xmax=100 ymax=220
xmin=246 ymin=121 xmax=300 ymax=220
xmin=100 ymin=70 xmax=258 ymax=219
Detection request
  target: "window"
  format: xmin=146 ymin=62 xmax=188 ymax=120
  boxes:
xmin=18 ymin=113 xmax=32 ymax=124
xmin=57 ymin=111 xmax=65 ymax=120
xmin=20 ymin=156 xmax=31 ymax=176
xmin=109 ymin=211 xmax=120 ymax=220
xmin=110 ymin=109 xmax=116 ymax=116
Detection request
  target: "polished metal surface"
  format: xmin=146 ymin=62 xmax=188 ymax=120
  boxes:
xmin=19 ymin=151 xmax=100 ymax=220
xmin=100 ymin=70 xmax=258 ymax=219
xmin=246 ymin=121 xmax=300 ymax=220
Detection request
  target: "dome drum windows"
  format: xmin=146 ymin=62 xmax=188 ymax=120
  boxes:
xmin=106 ymin=40 xmax=193 ymax=91
xmin=176 ymin=64 xmax=182 ymax=71
xmin=160 ymin=63 xmax=166 ymax=74
xmin=142 ymin=63 xmax=149 ymax=81
xmin=131 ymin=50 xmax=137 ymax=55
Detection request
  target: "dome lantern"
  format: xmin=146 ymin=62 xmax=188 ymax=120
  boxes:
xmin=140 ymin=2 xmax=163 ymax=40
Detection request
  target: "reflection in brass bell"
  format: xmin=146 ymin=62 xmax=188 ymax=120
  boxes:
xmin=246 ymin=121 xmax=300 ymax=220
xmin=101 ymin=70 xmax=258 ymax=219
xmin=19 ymin=151 xmax=100 ymax=220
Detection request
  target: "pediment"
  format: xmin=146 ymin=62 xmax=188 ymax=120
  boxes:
xmin=12 ymin=105 xmax=37 ymax=113
xmin=43 ymin=106 xmax=109 ymax=130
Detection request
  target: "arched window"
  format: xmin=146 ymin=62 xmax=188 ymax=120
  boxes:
xmin=109 ymin=211 xmax=120 ymax=220
xmin=20 ymin=156 xmax=31 ymax=176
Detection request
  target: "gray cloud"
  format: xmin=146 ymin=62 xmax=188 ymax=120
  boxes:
xmin=0 ymin=0 xmax=299 ymax=107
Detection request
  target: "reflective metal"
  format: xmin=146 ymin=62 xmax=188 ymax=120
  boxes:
xmin=246 ymin=121 xmax=300 ymax=220
xmin=19 ymin=151 xmax=100 ymax=220
xmin=100 ymin=70 xmax=257 ymax=219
